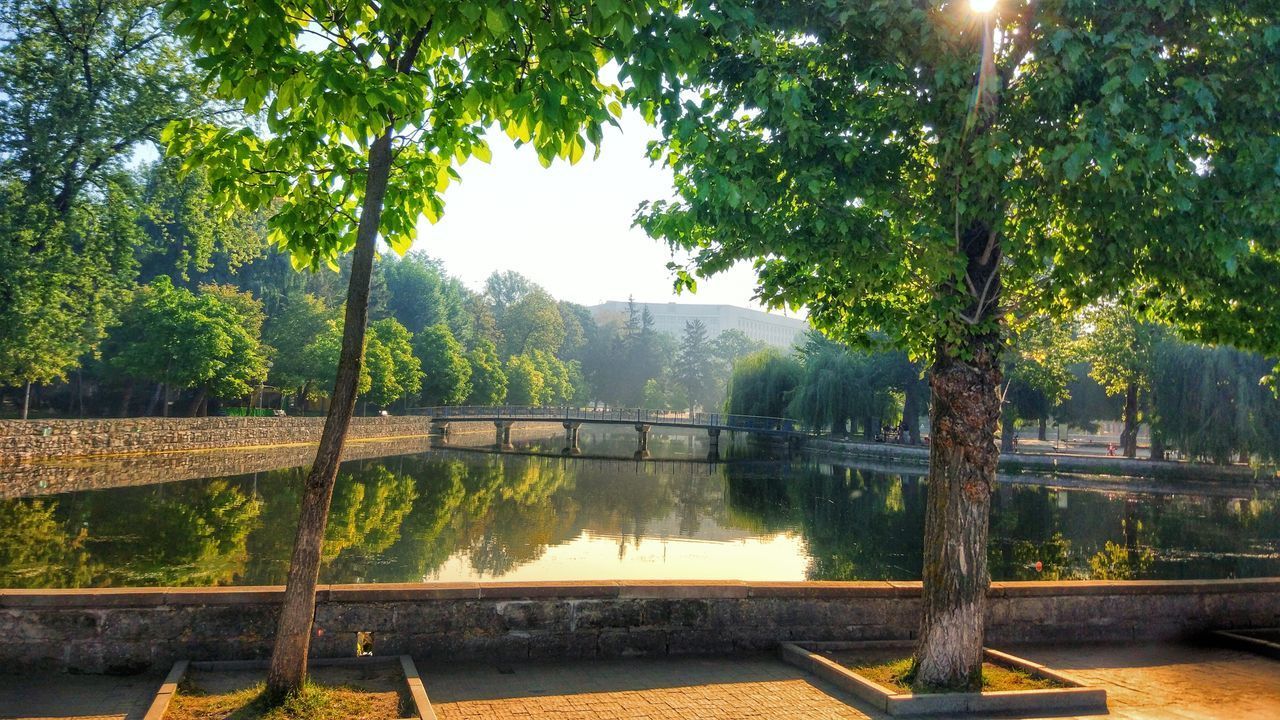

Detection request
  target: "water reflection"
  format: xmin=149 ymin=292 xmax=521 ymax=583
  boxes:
xmin=1 ymin=431 xmax=1277 ymax=588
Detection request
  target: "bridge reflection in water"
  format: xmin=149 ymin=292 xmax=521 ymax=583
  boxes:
xmin=412 ymin=406 xmax=807 ymax=460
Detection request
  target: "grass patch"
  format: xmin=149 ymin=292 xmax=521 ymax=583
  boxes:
xmin=837 ymin=657 xmax=1067 ymax=695
xmin=168 ymin=678 xmax=405 ymax=720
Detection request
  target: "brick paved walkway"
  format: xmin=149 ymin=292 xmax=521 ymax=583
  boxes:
xmin=420 ymin=643 xmax=1280 ymax=720
xmin=2 ymin=642 xmax=1277 ymax=719
xmin=422 ymin=656 xmax=868 ymax=720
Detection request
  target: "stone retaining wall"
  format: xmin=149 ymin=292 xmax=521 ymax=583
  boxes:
xmin=805 ymin=437 xmax=1276 ymax=483
xmin=0 ymin=436 xmax=434 ymax=499
xmin=2 ymin=579 xmax=1276 ymax=674
xmin=0 ymin=416 xmax=433 ymax=463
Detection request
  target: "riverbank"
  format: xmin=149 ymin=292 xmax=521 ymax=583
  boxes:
xmin=0 ymin=416 xmax=433 ymax=462
xmin=804 ymin=436 xmax=1277 ymax=483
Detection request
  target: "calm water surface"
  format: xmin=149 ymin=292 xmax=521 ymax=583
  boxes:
xmin=2 ymin=428 xmax=1277 ymax=588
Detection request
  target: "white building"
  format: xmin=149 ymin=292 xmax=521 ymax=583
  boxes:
xmin=590 ymin=301 xmax=809 ymax=349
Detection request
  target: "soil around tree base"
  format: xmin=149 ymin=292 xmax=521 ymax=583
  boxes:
xmin=833 ymin=655 xmax=1067 ymax=694
xmin=167 ymin=664 xmax=408 ymax=720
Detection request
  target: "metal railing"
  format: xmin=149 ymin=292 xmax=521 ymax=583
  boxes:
xmin=409 ymin=405 xmax=802 ymax=433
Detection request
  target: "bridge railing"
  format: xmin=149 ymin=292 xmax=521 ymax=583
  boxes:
xmin=409 ymin=405 xmax=803 ymax=433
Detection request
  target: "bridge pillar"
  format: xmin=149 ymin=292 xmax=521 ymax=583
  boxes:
xmin=634 ymin=423 xmax=651 ymax=457
xmin=562 ymin=421 xmax=582 ymax=455
xmin=494 ymin=420 xmax=514 ymax=450
xmin=707 ymin=427 xmax=721 ymax=452
xmin=431 ymin=420 xmax=450 ymax=438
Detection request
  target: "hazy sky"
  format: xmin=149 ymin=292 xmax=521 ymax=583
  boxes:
xmin=414 ymin=110 xmax=790 ymax=315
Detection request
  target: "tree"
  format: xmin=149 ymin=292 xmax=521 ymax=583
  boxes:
xmin=529 ymin=349 xmax=574 ymax=405
xmin=264 ymin=293 xmax=336 ymax=409
xmin=164 ymin=1 xmax=682 ymax=695
xmin=675 ymin=320 xmax=715 ymax=411
xmin=0 ymin=0 xmax=209 ymax=412
xmin=1076 ymin=305 xmax=1161 ymax=458
xmin=414 ymin=324 xmax=471 ymax=406
xmin=724 ymin=349 xmax=801 ymax=419
xmin=299 ymin=321 xmax=371 ymax=400
xmin=107 ymin=276 xmax=268 ymax=414
xmin=381 ymin=252 xmax=447 ymax=336
xmin=136 ymin=158 xmax=267 ymax=284
xmin=637 ymin=1 xmax=1280 ymax=688
xmin=505 ymin=354 xmax=545 ymax=406
xmin=466 ymin=339 xmax=508 ymax=406
xmin=365 ymin=318 xmax=421 ymax=409
xmin=1002 ymin=317 xmax=1074 ymax=450
xmin=499 ymin=288 xmax=565 ymax=358
xmin=484 ymin=270 xmax=536 ymax=319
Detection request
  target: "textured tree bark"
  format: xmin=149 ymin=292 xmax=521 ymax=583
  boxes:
xmin=914 ymin=205 xmax=1003 ymax=689
xmin=915 ymin=335 xmax=1002 ymax=690
xmin=264 ymin=131 xmax=394 ymax=700
xmin=1038 ymin=416 xmax=1047 ymax=441
xmin=903 ymin=381 xmax=923 ymax=445
xmin=118 ymin=381 xmax=134 ymax=417
xmin=1120 ymin=382 xmax=1139 ymax=458
xmin=188 ymin=388 xmax=206 ymax=417
xmin=999 ymin=402 xmax=1016 ymax=453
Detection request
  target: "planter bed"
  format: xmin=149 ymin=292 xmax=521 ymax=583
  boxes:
xmin=780 ymin=641 xmax=1107 ymax=716
xmin=143 ymin=656 xmax=435 ymax=720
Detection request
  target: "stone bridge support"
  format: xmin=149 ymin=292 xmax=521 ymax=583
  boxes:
xmin=707 ymin=428 xmax=721 ymax=459
xmin=494 ymin=420 xmax=514 ymax=450
xmin=634 ymin=423 xmax=651 ymax=460
xmin=562 ymin=421 xmax=582 ymax=456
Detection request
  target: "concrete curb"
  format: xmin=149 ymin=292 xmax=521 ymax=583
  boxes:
xmin=780 ymin=641 xmax=1108 ymax=716
xmin=141 ymin=659 xmax=187 ymax=720
xmin=143 ymin=655 xmax=436 ymax=720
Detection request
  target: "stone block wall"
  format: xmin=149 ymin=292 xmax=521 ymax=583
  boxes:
xmin=1 ymin=436 xmax=434 ymax=499
xmin=0 ymin=416 xmax=432 ymax=463
xmin=2 ymin=579 xmax=1276 ymax=674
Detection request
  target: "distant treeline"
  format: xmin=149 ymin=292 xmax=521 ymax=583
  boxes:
xmin=726 ymin=314 xmax=1280 ymax=466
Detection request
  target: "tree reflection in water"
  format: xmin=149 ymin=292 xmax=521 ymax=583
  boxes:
xmin=1 ymin=446 xmax=1277 ymax=588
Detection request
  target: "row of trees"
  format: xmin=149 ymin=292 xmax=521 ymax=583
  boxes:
xmin=727 ymin=318 xmax=1280 ymax=467
xmin=5 ymin=227 xmax=773 ymax=417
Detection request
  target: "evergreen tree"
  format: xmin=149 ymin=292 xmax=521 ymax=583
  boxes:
xmin=675 ymin=320 xmax=715 ymax=411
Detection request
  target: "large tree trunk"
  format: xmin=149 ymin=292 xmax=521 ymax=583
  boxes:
xmin=265 ymin=131 xmax=394 ymax=700
xmin=915 ymin=335 xmax=1002 ymax=690
xmin=188 ymin=388 xmax=206 ymax=417
xmin=1037 ymin=416 xmax=1047 ymax=441
xmin=999 ymin=401 xmax=1016 ymax=453
xmin=903 ymin=380 xmax=923 ymax=445
xmin=20 ymin=382 xmax=31 ymax=420
xmin=118 ymin=381 xmax=134 ymax=417
xmin=1120 ymin=382 xmax=1138 ymax=458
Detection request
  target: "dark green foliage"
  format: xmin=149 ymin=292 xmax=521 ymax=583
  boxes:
xmin=724 ymin=349 xmax=801 ymax=418
xmin=414 ymin=324 xmax=471 ymax=406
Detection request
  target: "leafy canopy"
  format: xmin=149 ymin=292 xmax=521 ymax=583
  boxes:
xmin=163 ymin=0 xmax=700 ymax=270
xmin=637 ymin=1 xmax=1280 ymax=360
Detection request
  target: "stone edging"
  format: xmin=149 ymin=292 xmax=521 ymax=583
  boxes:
xmin=3 ymin=578 xmax=1278 ymax=608
xmin=780 ymin=641 xmax=1108 ymax=716
xmin=141 ymin=655 xmax=436 ymax=720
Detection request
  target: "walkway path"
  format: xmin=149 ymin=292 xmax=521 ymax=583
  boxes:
xmin=0 ymin=671 xmax=160 ymax=720
xmin=1 ymin=641 xmax=1276 ymax=719
xmin=421 ymin=642 xmax=1280 ymax=720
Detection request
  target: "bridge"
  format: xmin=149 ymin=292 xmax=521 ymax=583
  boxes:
xmin=410 ymin=406 xmax=806 ymax=459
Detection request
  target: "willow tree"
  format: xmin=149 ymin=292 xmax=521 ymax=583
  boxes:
xmin=638 ymin=0 xmax=1280 ymax=689
xmin=163 ymin=0 xmax=697 ymax=698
